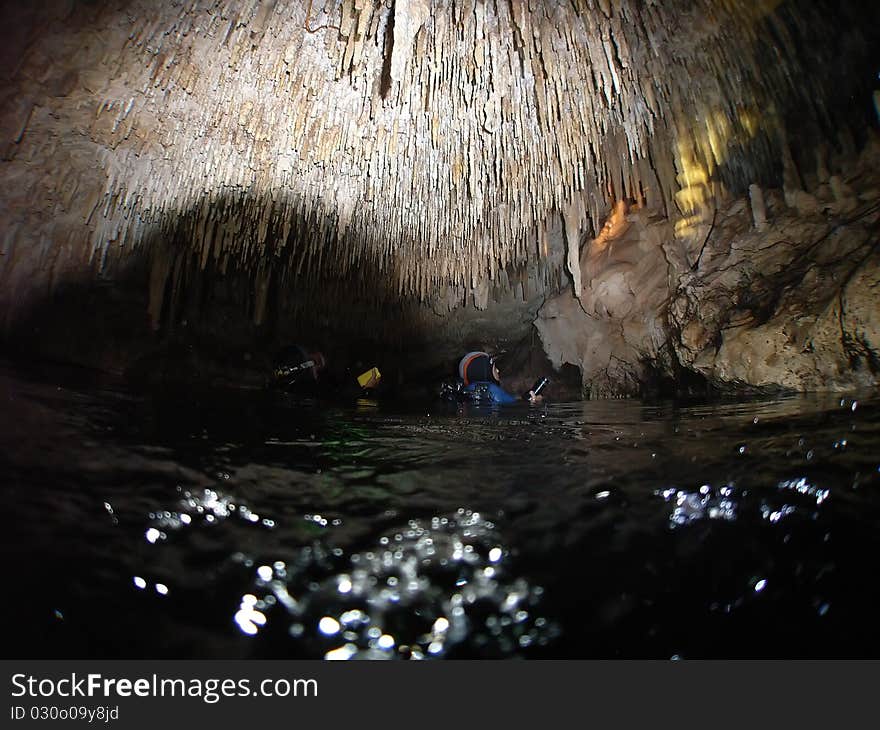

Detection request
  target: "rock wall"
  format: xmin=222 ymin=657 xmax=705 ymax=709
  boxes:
xmin=537 ymin=139 xmax=880 ymax=396
xmin=535 ymin=202 xmax=675 ymax=397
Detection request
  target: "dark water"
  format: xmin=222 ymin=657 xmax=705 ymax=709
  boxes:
xmin=3 ymin=360 xmax=880 ymax=659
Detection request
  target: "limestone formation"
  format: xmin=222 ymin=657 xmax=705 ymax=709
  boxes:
xmin=748 ymin=185 xmax=767 ymax=232
xmin=536 ymin=201 xmax=675 ymax=398
xmin=537 ymin=139 xmax=880 ymax=396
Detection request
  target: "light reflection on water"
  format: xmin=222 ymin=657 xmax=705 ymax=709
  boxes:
xmin=142 ymin=488 xmax=557 ymax=658
xmin=2 ymin=361 xmax=880 ymax=658
xmin=223 ymin=509 xmax=558 ymax=660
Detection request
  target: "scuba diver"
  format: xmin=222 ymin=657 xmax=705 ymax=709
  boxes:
xmin=269 ymin=345 xmax=326 ymax=393
xmin=445 ymin=351 xmax=545 ymax=405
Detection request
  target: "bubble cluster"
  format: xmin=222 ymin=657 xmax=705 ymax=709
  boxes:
xmin=776 ymin=477 xmax=829 ymax=506
xmin=146 ymin=487 xmax=276 ymax=542
xmin=234 ymin=509 xmax=558 ymax=659
xmin=657 ymin=485 xmax=737 ymax=528
xmin=658 ymin=475 xmax=832 ymax=530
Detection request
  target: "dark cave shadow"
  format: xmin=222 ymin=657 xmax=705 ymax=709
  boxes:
xmin=0 ymin=188 xmax=443 ymax=399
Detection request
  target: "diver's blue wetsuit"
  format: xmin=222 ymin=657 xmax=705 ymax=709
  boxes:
xmin=462 ymin=381 xmax=520 ymax=404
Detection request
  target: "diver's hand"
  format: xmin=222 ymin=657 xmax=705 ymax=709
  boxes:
xmin=527 ymin=391 xmax=544 ymax=404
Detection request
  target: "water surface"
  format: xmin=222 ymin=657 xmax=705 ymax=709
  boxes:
xmin=3 ymin=360 xmax=879 ymax=658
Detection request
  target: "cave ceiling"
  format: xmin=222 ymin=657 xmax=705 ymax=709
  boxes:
xmin=0 ymin=0 xmax=877 ymax=332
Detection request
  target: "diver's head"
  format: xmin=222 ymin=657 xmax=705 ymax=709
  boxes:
xmin=459 ymin=351 xmax=500 ymax=385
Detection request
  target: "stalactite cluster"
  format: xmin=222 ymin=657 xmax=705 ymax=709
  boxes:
xmin=0 ymin=0 xmax=875 ymax=329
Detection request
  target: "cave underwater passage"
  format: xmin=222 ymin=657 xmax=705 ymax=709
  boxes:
xmin=1 ymin=0 xmax=879 ymax=659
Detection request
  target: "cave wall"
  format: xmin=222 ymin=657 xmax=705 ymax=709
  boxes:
xmin=537 ymin=138 xmax=880 ymax=396
xmin=669 ymin=141 xmax=880 ymax=393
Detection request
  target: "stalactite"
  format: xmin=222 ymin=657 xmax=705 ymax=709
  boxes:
xmin=563 ymin=200 xmax=584 ymax=303
xmin=1 ymin=0 xmax=876 ymax=328
xmin=748 ymin=184 xmax=767 ymax=232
